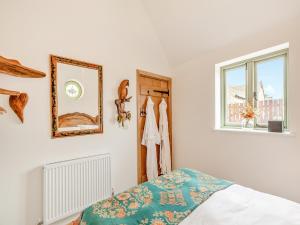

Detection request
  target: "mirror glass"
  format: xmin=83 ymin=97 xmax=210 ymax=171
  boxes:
xmin=51 ymin=55 xmax=103 ymax=137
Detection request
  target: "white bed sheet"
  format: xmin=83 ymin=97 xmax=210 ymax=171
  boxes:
xmin=180 ymin=184 xmax=300 ymax=225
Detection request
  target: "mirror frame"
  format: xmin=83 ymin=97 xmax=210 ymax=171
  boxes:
xmin=50 ymin=55 xmax=103 ymax=138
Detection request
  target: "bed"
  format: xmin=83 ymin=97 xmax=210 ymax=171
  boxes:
xmin=180 ymin=184 xmax=300 ymax=225
xmin=77 ymin=168 xmax=300 ymax=225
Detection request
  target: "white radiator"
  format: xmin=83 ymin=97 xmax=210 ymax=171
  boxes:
xmin=43 ymin=154 xmax=111 ymax=225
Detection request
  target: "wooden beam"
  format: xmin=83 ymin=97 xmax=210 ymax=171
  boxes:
xmin=0 ymin=88 xmax=20 ymax=96
xmin=0 ymin=56 xmax=46 ymax=78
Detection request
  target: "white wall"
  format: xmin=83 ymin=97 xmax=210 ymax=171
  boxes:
xmin=173 ymin=17 xmax=300 ymax=203
xmin=0 ymin=1 xmax=170 ymax=225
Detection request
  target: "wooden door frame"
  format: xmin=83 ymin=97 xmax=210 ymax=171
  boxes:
xmin=136 ymin=69 xmax=173 ymax=184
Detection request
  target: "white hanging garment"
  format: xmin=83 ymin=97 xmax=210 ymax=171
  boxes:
xmin=142 ymin=96 xmax=160 ymax=180
xmin=159 ymin=98 xmax=171 ymax=174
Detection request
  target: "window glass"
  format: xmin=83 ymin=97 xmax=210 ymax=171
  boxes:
xmin=255 ymin=56 xmax=285 ymax=126
xmin=224 ymin=65 xmax=246 ymax=126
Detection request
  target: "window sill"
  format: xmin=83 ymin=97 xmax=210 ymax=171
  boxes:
xmin=214 ymin=128 xmax=294 ymax=136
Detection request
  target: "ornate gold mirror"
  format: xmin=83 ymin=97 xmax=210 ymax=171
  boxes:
xmin=50 ymin=55 xmax=103 ymax=138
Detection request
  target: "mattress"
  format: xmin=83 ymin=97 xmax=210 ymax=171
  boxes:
xmin=180 ymin=184 xmax=300 ymax=225
xmin=80 ymin=168 xmax=232 ymax=225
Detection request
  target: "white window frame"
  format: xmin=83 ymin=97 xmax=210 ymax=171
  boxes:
xmin=215 ymin=43 xmax=289 ymax=131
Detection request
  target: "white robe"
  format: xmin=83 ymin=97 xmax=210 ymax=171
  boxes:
xmin=159 ymin=98 xmax=171 ymax=174
xmin=142 ymin=97 xmax=160 ymax=180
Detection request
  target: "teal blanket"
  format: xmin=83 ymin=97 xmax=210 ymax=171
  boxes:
xmin=80 ymin=168 xmax=232 ymax=225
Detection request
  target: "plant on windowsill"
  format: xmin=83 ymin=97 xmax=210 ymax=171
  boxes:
xmin=240 ymin=102 xmax=258 ymax=129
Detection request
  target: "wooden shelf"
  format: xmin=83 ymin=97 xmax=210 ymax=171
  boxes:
xmin=0 ymin=88 xmax=20 ymax=96
xmin=0 ymin=56 xmax=46 ymax=78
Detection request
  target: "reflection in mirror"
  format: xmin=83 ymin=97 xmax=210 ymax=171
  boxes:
xmin=50 ymin=55 xmax=103 ymax=138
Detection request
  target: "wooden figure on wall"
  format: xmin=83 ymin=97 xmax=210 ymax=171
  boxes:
xmin=115 ymin=79 xmax=132 ymax=127
xmin=9 ymin=93 xmax=29 ymax=123
xmin=0 ymin=88 xmax=29 ymax=123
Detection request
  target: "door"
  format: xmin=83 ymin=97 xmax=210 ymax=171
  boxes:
xmin=136 ymin=69 xmax=172 ymax=184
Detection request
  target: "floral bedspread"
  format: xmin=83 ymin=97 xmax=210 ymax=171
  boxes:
xmin=80 ymin=168 xmax=232 ymax=225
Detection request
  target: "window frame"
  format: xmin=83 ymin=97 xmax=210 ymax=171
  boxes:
xmin=220 ymin=49 xmax=288 ymax=130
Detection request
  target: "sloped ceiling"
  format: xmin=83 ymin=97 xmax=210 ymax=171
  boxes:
xmin=142 ymin=0 xmax=300 ymax=66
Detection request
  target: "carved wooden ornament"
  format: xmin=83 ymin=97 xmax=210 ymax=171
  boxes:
xmin=9 ymin=93 xmax=28 ymax=123
xmin=115 ymin=79 xmax=132 ymax=127
xmin=0 ymin=55 xmax=45 ymax=123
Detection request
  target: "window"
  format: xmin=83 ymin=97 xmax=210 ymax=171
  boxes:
xmin=223 ymin=65 xmax=247 ymax=127
xmin=217 ymin=45 xmax=288 ymax=130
